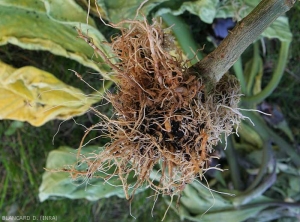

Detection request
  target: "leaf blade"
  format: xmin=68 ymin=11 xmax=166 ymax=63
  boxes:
xmin=0 ymin=61 xmax=99 ymax=126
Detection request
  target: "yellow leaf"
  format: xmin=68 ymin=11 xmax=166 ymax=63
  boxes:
xmin=0 ymin=61 xmax=100 ymax=126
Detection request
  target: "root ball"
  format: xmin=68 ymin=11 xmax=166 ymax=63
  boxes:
xmin=75 ymin=17 xmax=242 ymax=199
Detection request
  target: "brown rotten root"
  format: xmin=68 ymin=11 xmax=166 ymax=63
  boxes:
xmin=73 ymin=17 xmax=243 ymax=199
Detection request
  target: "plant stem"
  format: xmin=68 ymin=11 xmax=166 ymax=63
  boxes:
xmin=244 ymin=141 xmax=273 ymax=193
xmin=246 ymin=42 xmax=261 ymax=96
xmin=234 ymin=160 xmax=277 ymax=206
xmin=191 ymin=0 xmax=296 ymax=83
xmin=223 ymin=135 xmax=244 ymax=191
xmin=232 ymin=57 xmax=246 ymax=94
xmin=242 ymin=41 xmax=290 ymax=105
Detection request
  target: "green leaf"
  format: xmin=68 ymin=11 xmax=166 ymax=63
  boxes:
xmin=0 ymin=61 xmax=99 ymax=126
xmin=288 ymin=176 xmax=300 ymax=198
xmin=174 ymin=0 xmax=219 ymax=24
xmin=216 ymin=0 xmax=252 ymax=19
xmin=97 ymin=0 xmax=168 ymax=23
xmin=42 ymin=0 xmax=97 ymax=25
xmin=156 ymin=0 xmax=218 ymax=24
xmin=277 ymin=163 xmax=300 ymax=177
xmin=179 ymin=182 xmax=231 ymax=215
xmin=262 ymin=16 xmax=292 ymax=42
xmin=238 ymin=121 xmax=264 ymax=149
xmin=0 ymin=0 xmax=113 ymax=78
xmin=39 ymin=146 xmax=143 ymax=202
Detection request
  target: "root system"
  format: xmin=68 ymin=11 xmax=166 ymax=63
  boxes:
xmin=70 ymin=17 xmax=243 ymax=199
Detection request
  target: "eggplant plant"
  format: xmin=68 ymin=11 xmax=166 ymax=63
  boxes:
xmin=0 ymin=0 xmax=299 ymax=221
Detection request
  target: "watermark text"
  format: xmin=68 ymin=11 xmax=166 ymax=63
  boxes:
xmin=2 ymin=215 xmax=58 ymax=221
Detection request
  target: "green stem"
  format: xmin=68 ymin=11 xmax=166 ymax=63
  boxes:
xmin=222 ymin=135 xmax=243 ymax=191
xmin=232 ymin=57 xmax=247 ymax=94
xmin=246 ymin=42 xmax=260 ymax=96
xmin=242 ymin=41 xmax=290 ymax=104
xmin=245 ymin=141 xmax=272 ymax=192
xmin=233 ymin=161 xmax=276 ymax=206
xmin=161 ymin=13 xmax=203 ymax=65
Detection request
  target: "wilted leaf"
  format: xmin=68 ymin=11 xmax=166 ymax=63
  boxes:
xmin=169 ymin=181 xmax=272 ymax=222
xmin=190 ymin=205 xmax=268 ymax=222
xmin=0 ymin=0 xmax=113 ymax=78
xmin=39 ymin=146 xmax=143 ymax=201
xmin=0 ymin=61 xmax=100 ymax=126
